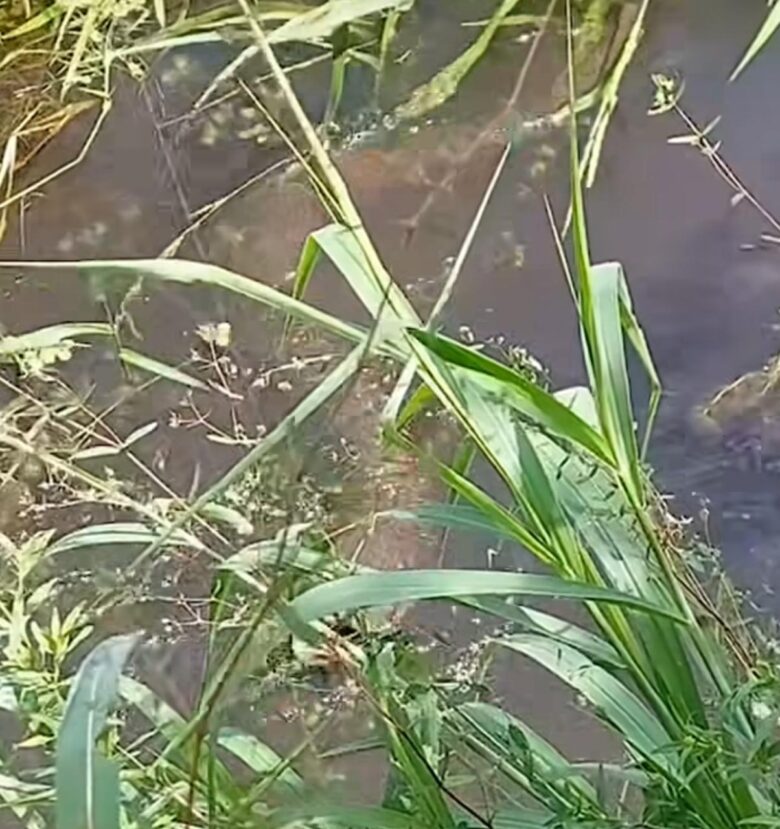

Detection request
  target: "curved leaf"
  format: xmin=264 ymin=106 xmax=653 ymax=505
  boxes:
xmin=290 ymin=570 xmax=685 ymax=624
xmin=496 ymin=633 xmax=683 ymax=780
xmin=47 ymin=522 xmax=206 ymax=556
xmin=407 ymin=329 xmax=612 ymax=466
xmin=56 ymin=633 xmax=140 ymax=829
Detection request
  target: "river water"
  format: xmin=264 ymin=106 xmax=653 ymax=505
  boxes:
xmin=0 ymin=0 xmax=778 ymax=792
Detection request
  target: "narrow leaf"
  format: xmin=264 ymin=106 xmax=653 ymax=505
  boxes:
xmin=290 ymin=570 xmax=685 ymax=624
xmin=56 ymin=633 xmax=141 ymax=829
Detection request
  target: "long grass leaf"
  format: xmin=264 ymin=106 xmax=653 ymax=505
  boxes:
xmin=0 ymin=323 xmax=113 ymax=358
xmin=497 ymin=633 xmax=683 ymax=779
xmin=217 ymin=728 xmax=304 ymax=795
xmin=276 ymin=803 xmax=427 ymax=828
xmin=47 ymin=522 xmax=205 ymax=556
xmin=451 ymin=702 xmax=599 ymax=808
xmin=130 ymin=344 xmax=366 ymax=571
xmin=731 ymin=1 xmax=780 ymax=79
xmin=395 ymin=0 xmax=521 ymax=119
xmin=588 ymin=262 xmax=642 ymax=499
xmin=269 ymin=0 xmax=411 ymax=44
xmin=0 ymin=259 xmax=388 ymax=355
xmin=119 ymin=348 xmax=208 ymax=391
xmin=290 ymin=570 xmax=686 ymax=624
xmin=462 ymin=598 xmax=624 ymax=667
xmin=407 ymin=329 xmax=613 ymax=466
xmin=384 ymin=143 xmax=511 ymax=422
xmin=56 ymin=634 xmax=140 ymax=829
xmin=308 ymin=223 xmax=420 ymax=341
xmin=582 ymin=0 xmax=649 ymax=188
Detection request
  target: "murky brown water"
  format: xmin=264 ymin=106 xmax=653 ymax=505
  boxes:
xmin=0 ymin=0 xmax=778 ymax=801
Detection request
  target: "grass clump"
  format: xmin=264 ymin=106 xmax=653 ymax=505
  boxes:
xmin=0 ymin=2 xmax=779 ymax=829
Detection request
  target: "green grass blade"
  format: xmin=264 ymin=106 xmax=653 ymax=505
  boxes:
xmin=462 ymin=598 xmax=624 ymax=667
xmin=384 ymin=142 xmax=511 ymax=423
xmin=129 ymin=344 xmax=366 ymax=573
xmin=47 ymin=522 xmax=207 ymax=556
xmin=587 ymin=262 xmax=642 ymax=500
xmin=274 ymin=804 xmax=427 ymax=828
xmin=395 ymin=0 xmax=521 ymax=120
xmin=291 ymin=233 xmax=322 ymax=303
xmin=308 ymin=223 xmax=420 ymax=344
xmin=217 ymin=728 xmax=304 ymax=796
xmin=407 ymin=329 xmax=613 ymax=466
xmin=497 ymin=633 xmax=683 ymax=780
xmin=581 ymin=0 xmax=651 ymax=188
xmin=268 ymin=0 xmax=411 ymax=44
xmin=119 ymin=677 xmax=244 ymax=804
xmin=290 ymin=570 xmax=686 ymax=624
xmin=731 ymin=1 xmax=780 ymax=79
xmin=401 ymin=453 xmax=560 ymax=567
xmin=392 ymin=502 xmax=518 ymax=539
xmin=56 ymin=634 xmax=141 ymax=829
xmin=0 ymin=322 xmax=113 ymax=358
xmin=616 ymin=268 xmax=661 ymax=458
xmin=451 ymin=702 xmax=599 ymax=809
xmin=4 ymin=3 xmax=64 ymax=38
xmin=0 ymin=259 xmax=384 ymax=355
xmin=119 ymin=348 xmax=208 ymax=391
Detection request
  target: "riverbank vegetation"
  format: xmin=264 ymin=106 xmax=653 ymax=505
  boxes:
xmin=1 ymin=2 xmax=780 ymax=829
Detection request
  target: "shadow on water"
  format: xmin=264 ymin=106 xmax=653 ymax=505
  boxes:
xmin=1 ymin=0 xmax=780 ymax=795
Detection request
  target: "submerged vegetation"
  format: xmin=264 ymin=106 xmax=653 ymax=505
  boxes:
xmin=1 ymin=1 xmax=780 ymax=828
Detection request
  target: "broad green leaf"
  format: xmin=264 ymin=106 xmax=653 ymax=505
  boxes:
xmin=587 ymin=262 xmax=642 ymax=500
xmin=407 ymin=329 xmax=613 ymax=466
xmin=56 ymin=633 xmax=140 ymax=829
xmin=290 ymin=569 xmax=685 ymax=624
xmin=406 ymin=330 xmax=526 ymax=497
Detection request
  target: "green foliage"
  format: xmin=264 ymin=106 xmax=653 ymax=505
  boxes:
xmin=731 ymin=1 xmax=780 ymax=79
xmin=55 ymin=633 xmax=139 ymax=829
xmin=0 ymin=4 xmax=778 ymax=829
xmin=395 ymin=0 xmax=522 ymax=121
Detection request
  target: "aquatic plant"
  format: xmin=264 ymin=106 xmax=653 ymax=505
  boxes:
xmin=1 ymin=3 xmax=780 ymax=829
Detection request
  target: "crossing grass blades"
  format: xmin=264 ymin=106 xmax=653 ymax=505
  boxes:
xmin=2 ymin=3 xmax=780 ymax=829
